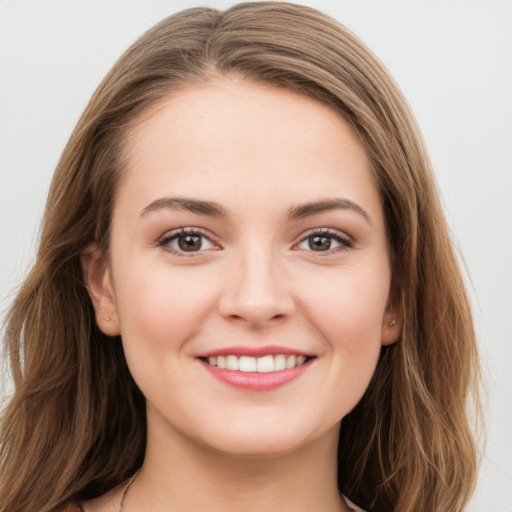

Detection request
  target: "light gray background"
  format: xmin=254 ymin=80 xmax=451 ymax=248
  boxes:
xmin=1 ymin=1 xmax=511 ymax=510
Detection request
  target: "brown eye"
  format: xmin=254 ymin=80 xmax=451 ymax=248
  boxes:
xmin=178 ymin=234 xmax=202 ymax=251
xmin=296 ymin=230 xmax=352 ymax=253
xmin=161 ymin=230 xmax=216 ymax=254
xmin=308 ymin=235 xmax=332 ymax=251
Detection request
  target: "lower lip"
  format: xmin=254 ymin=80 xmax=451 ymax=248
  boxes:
xmin=200 ymin=359 xmax=312 ymax=391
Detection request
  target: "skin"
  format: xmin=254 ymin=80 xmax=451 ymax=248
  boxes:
xmin=82 ymin=78 xmax=401 ymax=512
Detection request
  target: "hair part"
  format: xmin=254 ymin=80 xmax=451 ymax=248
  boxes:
xmin=1 ymin=3 xmax=481 ymax=511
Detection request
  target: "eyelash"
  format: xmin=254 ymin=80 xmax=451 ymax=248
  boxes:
xmin=158 ymin=227 xmax=219 ymax=257
xmin=295 ymin=228 xmax=354 ymax=255
xmin=157 ymin=227 xmax=354 ymax=257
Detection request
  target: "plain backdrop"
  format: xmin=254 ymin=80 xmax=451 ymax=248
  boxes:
xmin=1 ymin=1 xmax=511 ymax=510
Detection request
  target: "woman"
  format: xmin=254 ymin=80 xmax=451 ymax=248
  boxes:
xmin=0 ymin=3 xmax=481 ymax=511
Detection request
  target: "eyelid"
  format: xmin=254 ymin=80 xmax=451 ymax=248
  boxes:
xmin=157 ymin=227 xmax=221 ymax=256
xmin=293 ymin=227 xmax=354 ymax=254
xmin=156 ymin=226 xmax=353 ymax=257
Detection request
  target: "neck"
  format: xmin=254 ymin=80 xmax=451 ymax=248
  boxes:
xmin=127 ymin=414 xmax=350 ymax=512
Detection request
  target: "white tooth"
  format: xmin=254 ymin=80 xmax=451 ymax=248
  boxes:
xmin=226 ymin=355 xmax=239 ymax=371
xmin=296 ymin=355 xmax=306 ymax=366
xmin=208 ymin=356 xmax=217 ymax=367
xmin=286 ymin=355 xmax=297 ymax=369
xmin=257 ymin=355 xmax=275 ymax=373
xmin=274 ymin=354 xmax=286 ymax=371
xmin=238 ymin=356 xmax=257 ymax=372
xmin=217 ymin=355 xmax=226 ymax=369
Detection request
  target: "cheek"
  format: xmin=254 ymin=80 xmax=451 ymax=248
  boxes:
xmin=305 ymin=264 xmax=389 ymax=331
xmin=112 ymin=264 xmax=221 ymax=403
xmin=306 ymin=274 xmax=387 ymax=413
xmin=298 ymin=262 xmax=390 ymax=384
xmin=113 ymin=262 xmax=219 ymax=353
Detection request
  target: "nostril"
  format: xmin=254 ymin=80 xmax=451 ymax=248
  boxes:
xmin=218 ymin=275 xmax=296 ymax=326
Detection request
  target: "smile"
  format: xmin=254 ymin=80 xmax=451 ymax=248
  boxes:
xmin=198 ymin=347 xmax=314 ymax=391
xmin=205 ymin=354 xmax=308 ymax=372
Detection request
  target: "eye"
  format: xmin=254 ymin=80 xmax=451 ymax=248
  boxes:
xmin=159 ymin=228 xmax=217 ymax=255
xmin=296 ymin=229 xmax=353 ymax=253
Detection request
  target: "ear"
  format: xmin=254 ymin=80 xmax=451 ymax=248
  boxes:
xmin=81 ymin=243 xmax=120 ymax=336
xmin=381 ymin=280 xmax=402 ymax=346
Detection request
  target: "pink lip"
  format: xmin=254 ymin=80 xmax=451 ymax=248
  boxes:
xmin=199 ymin=358 xmax=313 ymax=391
xmin=197 ymin=345 xmax=312 ymax=358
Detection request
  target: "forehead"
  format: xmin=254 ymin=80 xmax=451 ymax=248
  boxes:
xmin=117 ymin=78 xmax=382 ymax=224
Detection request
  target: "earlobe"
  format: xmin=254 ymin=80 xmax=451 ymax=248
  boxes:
xmin=382 ymin=317 xmax=400 ymax=346
xmin=381 ymin=284 xmax=402 ymax=346
xmin=81 ymin=243 xmax=120 ymax=336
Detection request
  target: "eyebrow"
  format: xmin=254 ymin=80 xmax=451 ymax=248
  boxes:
xmin=139 ymin=195 xmax=372 ymax=225
xmin=140 ymin=197 xmax=227 ymax=217
xmin=286 ymin=198 xmax=373 ymax=226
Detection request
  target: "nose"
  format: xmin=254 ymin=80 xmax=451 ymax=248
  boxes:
xmin=218 ymin=248 xmax=295 ymax=328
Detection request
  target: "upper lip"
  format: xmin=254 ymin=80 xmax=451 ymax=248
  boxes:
xmin=197 ymin=345 xmax=313 ymax=358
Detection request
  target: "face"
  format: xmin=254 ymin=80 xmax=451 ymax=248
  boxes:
xmin=83 ymin=79 xmax=400 ymax=458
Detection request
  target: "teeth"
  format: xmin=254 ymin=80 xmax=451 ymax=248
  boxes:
xmin=207 ymin=354 xmax=309 ymax=372
xmin=225 ymin=355 xmax=239 ymax=371
xmin=256 ymin=355 xmax=274 ymax=373
xmin=239 ymin=356 xmax=257 ymax=372
xmin=285 ymin=355 xmax=296 ymax=369
xmin=274 ymin=354 xmax=286 ymax=371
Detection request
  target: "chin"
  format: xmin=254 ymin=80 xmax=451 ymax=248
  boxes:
xmin=216 ymin=436 xmax=302 ymax=458
xmin=191 ymin=419 xmax=339 ymax=461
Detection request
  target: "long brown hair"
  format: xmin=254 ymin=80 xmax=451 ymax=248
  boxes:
xmin=0 ymin=3 xmax=481 ymax=511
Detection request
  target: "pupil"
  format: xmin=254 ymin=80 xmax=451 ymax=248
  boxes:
xmin=310 ymin=235 xmax=331 ymax=251
xmin=179 ymin=234 xmax=201 ymax=251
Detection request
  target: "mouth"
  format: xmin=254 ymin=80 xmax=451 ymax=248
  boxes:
xmin=197 ymin=347 xmax=315 ymax=391
xmin=201 ymin=354 xmax=311 ymax=373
